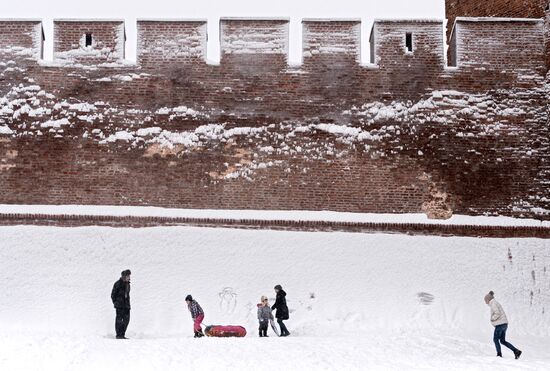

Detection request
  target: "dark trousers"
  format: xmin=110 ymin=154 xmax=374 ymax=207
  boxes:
xmin=115 ymin=308 xmax=130 ymax=337
xmin=493 ymin=324 xmax=518 ymax=356
xmin=277 ymin=318 xmax=290 ymax=336
xmin=259 ymin=321 xmax=268 ymax=337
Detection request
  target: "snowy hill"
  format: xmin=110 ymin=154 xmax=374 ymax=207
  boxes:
xmin=0 ymin=225 xmax=549 ymax=370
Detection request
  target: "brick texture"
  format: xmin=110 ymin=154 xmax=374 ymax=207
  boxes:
xmin=0 ymin=213 xmax=548 ymax=238
xmin=0 ymin=20 xmax=43 ymax=59
xmin=446 ymin=0 xmax=548 ymax=39
xmin=0 ymin=15 xmax=549 ymax=221
xmin=53 ymin=20 xmax=125 ymax=64
xmin=137 ymin=19 xmax=207 ymax=68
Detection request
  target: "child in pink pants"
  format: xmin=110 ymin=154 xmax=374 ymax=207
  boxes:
xmin=186 ymin=295 xmax=205 ymax=338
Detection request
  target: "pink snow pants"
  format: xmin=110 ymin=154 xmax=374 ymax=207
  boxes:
xmin=194 ymin=314 xmax=204 ymax=332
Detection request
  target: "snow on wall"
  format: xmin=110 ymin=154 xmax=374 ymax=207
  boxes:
xmin=0 ymin=17 xmax=548 ymax=219
xmin=137 ymin=20 xmax=207 ymax=64
xmin=371 ymin=19 xmax=445 ymax=66
xmin=0 ymin=17 xmax=545 ymax=69
xmin=302 ymin=20 xmax=361 ymax=59
xmin=53 ymin=20 xmax=125 ymax=63
xmin=0 ymin=80 xmax=547 ymax=217
xmin=450 ymin=18 xmax=545 ymax=69
xmin=220 ymin=19 xmax=289 ymax=55
xmin=0 ymin=20 xmax=42 ymax=60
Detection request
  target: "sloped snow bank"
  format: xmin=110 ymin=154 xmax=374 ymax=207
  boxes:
xmin=0 ymin=226 xmax=549 ymax=370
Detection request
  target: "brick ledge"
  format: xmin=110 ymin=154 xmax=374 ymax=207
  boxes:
xmin=0 ymin=213 xmax=549 ymax=238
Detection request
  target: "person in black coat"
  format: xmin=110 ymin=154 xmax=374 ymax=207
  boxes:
xmin=111 ymin=269 xmax=131 ymax=339
xmin=272 ymin=284 xmax=290 ymax=337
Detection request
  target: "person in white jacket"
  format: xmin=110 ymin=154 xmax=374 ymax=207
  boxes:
xmin=484 ymin=291 xmax=522 ymax=359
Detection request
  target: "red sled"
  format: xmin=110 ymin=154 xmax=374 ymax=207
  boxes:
xmin=204 ymin=325 xmax=247 ymax=338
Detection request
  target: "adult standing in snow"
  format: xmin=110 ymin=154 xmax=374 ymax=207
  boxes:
xmin=484 ymin=291 xmax=522 ymax=359
xmin=272 ymin=285 xmax=290 ymax=337
xmin=186 ymin=295 xmax=205 ymax=338
xmin=111 ymin=269 xmax=131 ymax=339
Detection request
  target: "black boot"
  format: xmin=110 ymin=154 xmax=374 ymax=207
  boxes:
xmin=515 ymin=350 xmax=522 ymax=360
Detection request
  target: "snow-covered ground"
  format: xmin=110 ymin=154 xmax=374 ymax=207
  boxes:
xmin=0 ymin=225 xmax=549 ymax=370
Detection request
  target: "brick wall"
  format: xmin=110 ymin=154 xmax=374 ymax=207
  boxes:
xmin=446 ymin=0 xmax=548 ymax=39
xmin=0 ymin=17 xmax=549 ymax=220
xmin=137 ymin=19 xmax=207 ymax=68
xmin=0 ymin=20 xmax=43 ymax=59
xmin=53 ymin=20 xmax=125 ymax=64
xmin=302 ymin=19 xmax=361 ymax=65
xmin=449 ymin=18 xmax=545 ymax=69
xmin=1 ymin=213 xmax=549 ymax=238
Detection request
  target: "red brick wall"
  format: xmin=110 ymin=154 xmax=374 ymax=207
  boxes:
xmin=302 ymin=20 xmax=361 ymax=66
xmin=449 ymin=18 xmax=545 ymax=68
xmin=137 ymin=19 xmax=207 ymax=68
xmin=53 ymin=20 xmax=125 ymax=64
xmin=446 ymin=0 xmax=547 ymax=39
xmin=0 ymin=18 xmax=549 ymax=220
xmin=0 ymin=20 xmax=43 ymax=59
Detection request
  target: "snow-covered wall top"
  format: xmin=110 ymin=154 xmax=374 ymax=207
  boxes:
xmin=370 ymin=20 xmax=445 ymax=67
xmin=0 ymin=17 xmax=544 ymax=68
xmin=220 ymin=19 xmax=289 ymax=56
xmin=53 ymin=20 xmax=126 ymax=64
xmin=137 ymin=20 xmax=207 ymax=67
xmin=0 ymin=20 xmax=43 ymax=60
xmin=449 ymin=18 xmax=545 ymax=69
xmin=445 ymin=0 xmax=547 ymax=39
xmin=302 ymin=20 xmax=361 ymax=60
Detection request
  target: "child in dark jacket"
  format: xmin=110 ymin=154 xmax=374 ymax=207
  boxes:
xmin=257 ymin=295 xmax=274 ymax=337
xmin=186 ymin=295 xmax=204 ymax=338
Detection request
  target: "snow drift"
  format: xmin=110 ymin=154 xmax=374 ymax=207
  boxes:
xmin=0 ymin=226 xmax=549 ymax=370
xmin=0 ymin=226 xmax=548 ymax=335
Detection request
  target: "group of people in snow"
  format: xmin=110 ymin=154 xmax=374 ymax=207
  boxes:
xmin=257 ymin=285 xmax=291 ymax=337
xmin=110 ymin=270 xmax=291 ymax=339
xmin=111 ymin=270 xmax=522 ymax=359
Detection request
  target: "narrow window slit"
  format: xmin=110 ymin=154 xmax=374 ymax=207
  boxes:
xmin=405 ymin=33 xmax=413 ymax=53
xmin=85 ymin=33 xmax=93 ymax=47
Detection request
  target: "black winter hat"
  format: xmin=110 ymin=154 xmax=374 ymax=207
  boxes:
xmin=121 ymin=269 xmax=131 ymax=277
xmin=185 ymin=295 xmax=193 ymax=302
xmin=274 ymin=285 xmax=282 ymax=290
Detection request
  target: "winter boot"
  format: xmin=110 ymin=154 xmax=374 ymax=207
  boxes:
xmin=497 ymin=354 xmax=502 ymax=357
xmin=514 ymin=350 xmax=522 ymax=360
xmin=197 ymin=330 xmax=205 ymax=338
